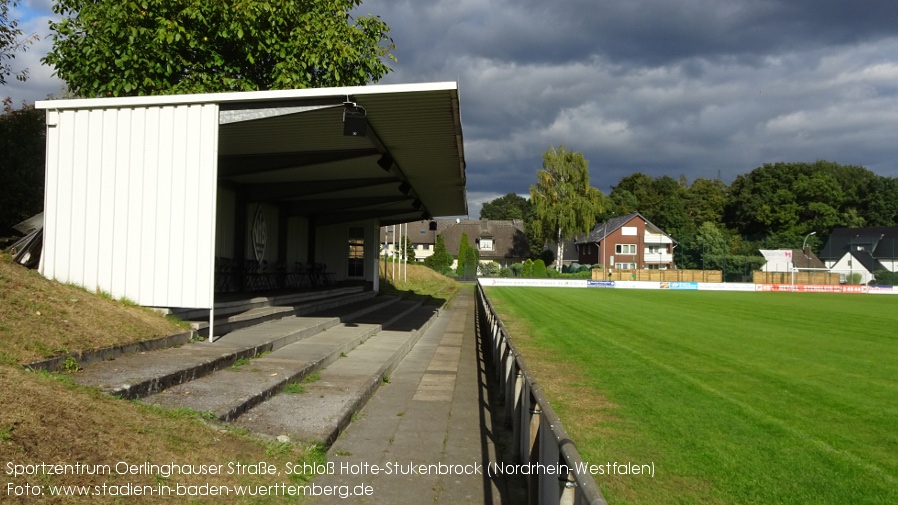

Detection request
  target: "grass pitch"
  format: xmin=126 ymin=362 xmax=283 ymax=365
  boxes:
xmin=484 ymin=287 xmax=898 ymax=505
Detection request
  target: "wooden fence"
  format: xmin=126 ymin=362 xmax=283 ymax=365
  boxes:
xmin=751 ymin=271 xmax=841 ymax=285
xmin=591 ymin=269 xmax=723 ymax=283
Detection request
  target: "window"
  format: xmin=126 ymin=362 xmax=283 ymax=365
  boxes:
xmin=615 ymin=263 xmax=636 ymax=270
xmin=348 ymin=227 xmax=365 ymax=278
xmin=479 ymin=238 xmax=494 ymax=251
xmin=616 ymin=244 xmax=636 ymax=255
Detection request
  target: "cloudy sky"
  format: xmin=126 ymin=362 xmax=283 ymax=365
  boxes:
xmin=6 ymin=0 xmax=898 ymax=218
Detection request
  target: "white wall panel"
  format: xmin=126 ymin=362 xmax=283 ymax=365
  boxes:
xmin=41 ymin=103 xmax=219 ymax=309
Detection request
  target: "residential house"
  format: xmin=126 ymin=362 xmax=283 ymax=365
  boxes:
xmin=541 ymin=237 xmax=581 ymax=269
xmin=759 ymin=248 xmax=826 ymax=272
xmin=380 ymin=219 xmax=530 ymax=269
xmin=380 ymin=219 xmax=443 ymax=262
xmin=440 ymin=219 xmax=530 ymax=269
xmin=818 ymin=227 xmax=898 ymax=284
xmin=576 ymin=212 xmax=676 ymax=270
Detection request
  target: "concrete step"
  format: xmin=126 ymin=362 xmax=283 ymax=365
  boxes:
xmin=164 ymin=286 xmax=367 ymax=321
xmin=200 ymin=291 xmax=378 ymax=338
xmin=233 ymin=304 xmax=441 ymax=445
xmin=143 ymin=300 xmax=433 ymax=422
xmin=71 ymin=295 xmax=401 ymax=399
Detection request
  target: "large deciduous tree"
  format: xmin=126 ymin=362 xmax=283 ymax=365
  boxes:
xmin=480 ymin=193 xmax=531 ymax=221
xmin=1 ymin=0 xmax=35 ymax=84
xmin=530 ymin=145 xmax=602 ymax=271
xmin=44 ymin=0 xmax=395 ymax=96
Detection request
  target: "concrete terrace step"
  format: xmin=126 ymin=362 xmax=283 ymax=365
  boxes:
xmin=143 ymin=300 xmax=432 ymax=422
xmin=71 ymin=295 xmax=401 ymax=399
xmin=165 ymin=286 xmax=368 ymax=321
xmin=193 ymin=290 xmax=376 ymax=338
xmin=233 ymin=304 xmax=440 ymax=445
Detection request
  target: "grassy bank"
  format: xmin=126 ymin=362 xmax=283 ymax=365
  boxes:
xmin=379 ymin=262 xmax=458 ymax=304
xmin=484 ymin=287 xmax=898 ymax=505
xmin=0 ymin=255 xmax=324 ymax=504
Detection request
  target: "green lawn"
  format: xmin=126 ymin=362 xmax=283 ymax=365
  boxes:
xmin=484 ymin=287 xmax=898 ymax=505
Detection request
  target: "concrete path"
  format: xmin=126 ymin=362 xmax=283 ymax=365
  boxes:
xmin=308 ymin=286 xmax=526 ymax=505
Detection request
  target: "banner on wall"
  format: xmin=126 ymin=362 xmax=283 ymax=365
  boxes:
xmin=754 ymin=284 xmax=866 ymax=294
xmin=479 ymin=278 xmax=888 ymax=295
xmin=480 ymin=278 xmax=588 ymax=288
xmin=668 ymin=282 xmax=698 ymax=290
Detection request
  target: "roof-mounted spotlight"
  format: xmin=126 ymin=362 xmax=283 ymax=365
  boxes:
xmin=398 ymin=182 xmax=411 ymax=195
xmin=377 ymin=154 xmax=393 ymax=171
xmin=343 ymin=102 xmax=367 ymax=137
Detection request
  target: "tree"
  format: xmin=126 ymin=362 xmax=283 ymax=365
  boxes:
xmin=423 ymin=234 xmax=452 ymax=275
xmin=0 ymin=99 xmax=45 ymax=237
xmin=522 ymin=259 xmax=534 ymax=278
xmin=44 ymin=0 xmax=395 ymax=97
xmin=1 ymin=0 xmax=35 ymax=84
xmin=530 ymin=146 xmax=603 ymax=271
xmin=400 ymin=235 xmax=415 ymax=262
xmin=531 ymin=259 xmax=547 ymax=278
xmin=461 ymin=246 xmax=479 ymax=280
xmin=696 ymin=222 xmax=727 ymax=270
xmin=683 ymin=177 xmax=727 ymax=231
xmin=456 ymin=232 xmax=479 ymax=279
xmin=480 ymin=193 xmax=531 ymax=221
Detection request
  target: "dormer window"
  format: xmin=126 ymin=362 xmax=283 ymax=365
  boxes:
xmin=479 ymin=237 xmax=494 ymax=251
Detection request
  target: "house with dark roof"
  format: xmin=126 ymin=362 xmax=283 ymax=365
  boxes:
xmin=438 ymin=219 xmax=530 ymax=269
xmin=575 ymin=212 xmax=677 ymax=270
xmin=380 ymin=219 xmax=530 ymax=269
xmin=818 ymin=227 xmax=898 ymax=283
xmin=759 ymin=249 xmax=826 ymax=272
xmin=380 ymin=219 xmax=443 ymax=262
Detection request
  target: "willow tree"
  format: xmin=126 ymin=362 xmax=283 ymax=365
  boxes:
xmin=530 ymin=145 xmax=602 ymax=270
xmin=43 ymin=0 xmax=395 ymax=96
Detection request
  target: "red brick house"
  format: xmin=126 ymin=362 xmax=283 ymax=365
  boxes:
xmin=576 ymin=212 xmax=676 ymax=270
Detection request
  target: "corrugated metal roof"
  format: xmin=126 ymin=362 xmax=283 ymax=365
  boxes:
xmin=37 ymin=82 xmax=468 ymax=223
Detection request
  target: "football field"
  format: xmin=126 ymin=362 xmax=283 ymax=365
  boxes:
xmin=483 ymin=287 xmax=898 ymax=505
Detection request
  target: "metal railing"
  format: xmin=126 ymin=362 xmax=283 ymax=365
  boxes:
xmin=476 ymin=283 xmax=608 ymax=505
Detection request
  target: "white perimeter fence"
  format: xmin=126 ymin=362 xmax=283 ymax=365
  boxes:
xmin=476 ymin=283 xmax=608 ymax=505
xmin=478 ymin=278 xmax=898 ymax=294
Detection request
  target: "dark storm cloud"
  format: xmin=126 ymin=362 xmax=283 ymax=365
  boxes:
xmin=369 ymin=0 xmax=898 ymax=68
xmin=9 ymin=0 xmax=898 ymax=218
xmin=356 ymin=0 xmax=898 ymax=217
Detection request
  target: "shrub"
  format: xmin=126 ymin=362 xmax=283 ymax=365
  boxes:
xmin=510 ymin=263 xmax=524 ymax=277
xmin=873 ymin=269 xmax=898 ymax=286
xmin=424 ymin=234 xmax=453 ymax=275
xmin=479 ymin=261 xmax=500 ymax=277
xmin=522 ymin=259 xmax=534 ymax=278
xmin=532 ymin=259 xmax=548 ymax=278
